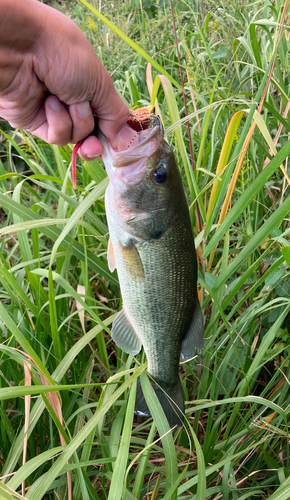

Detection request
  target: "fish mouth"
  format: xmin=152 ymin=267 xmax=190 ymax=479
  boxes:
xmin=98 ymin=114 xmax=164 ymax=187
xmin=98 ymin=116 xmax=163 ymax=168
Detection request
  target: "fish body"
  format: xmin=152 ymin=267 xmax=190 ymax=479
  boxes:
xmin=100 ymin=119 xmax=203 ymax=426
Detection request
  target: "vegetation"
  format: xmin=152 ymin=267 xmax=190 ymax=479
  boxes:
xmin=0 ymin=0 xmax=290 ymax=498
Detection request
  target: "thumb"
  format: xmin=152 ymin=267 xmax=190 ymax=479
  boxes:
xmin=91 ymin=76 xmax=129 ymax=141
xmin=97 ymin=99 xmax=129 ymax=141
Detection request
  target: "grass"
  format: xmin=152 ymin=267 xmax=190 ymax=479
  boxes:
xmin=0 ymin=0 xmax=290 ymax=498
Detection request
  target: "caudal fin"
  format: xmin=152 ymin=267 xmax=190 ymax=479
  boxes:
xmin=135 ymin=375 xmax=184 ymax=427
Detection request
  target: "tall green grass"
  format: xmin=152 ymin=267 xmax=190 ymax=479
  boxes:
xmin=0 ymin=0 xmax=290 ymax=498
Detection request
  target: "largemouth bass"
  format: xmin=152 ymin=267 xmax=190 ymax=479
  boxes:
xmin=99 ymin=116 xmax=203 ymax=427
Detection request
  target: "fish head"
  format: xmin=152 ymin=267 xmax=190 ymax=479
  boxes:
xmin=100 ymin=118 xmax=182 ymax=240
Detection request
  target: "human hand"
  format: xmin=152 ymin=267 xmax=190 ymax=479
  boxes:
xmin=0 ymin=0 xmax=129 ymax=160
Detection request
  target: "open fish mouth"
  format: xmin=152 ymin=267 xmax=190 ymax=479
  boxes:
xmin=98 ymin=113 xmax=164 ymax=168
xmin=99 ymin=110 xmax=165 ymax=187
xmin=71 ymin=107 xmax=162 ymax=188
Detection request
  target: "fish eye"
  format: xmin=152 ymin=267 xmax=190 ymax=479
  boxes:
xmin=151 ymin=166 xmax=167 ymax=184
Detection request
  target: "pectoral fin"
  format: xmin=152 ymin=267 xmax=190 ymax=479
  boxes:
xmin=181 ymin=301 xmax=203 ymax=361
xmin=107 ymin=237 xmax=116 ymax=272
xmin=119 ymin=239 xmax=144 ymax=279
xmin=111 ymin=308 xmax=142 ymax=355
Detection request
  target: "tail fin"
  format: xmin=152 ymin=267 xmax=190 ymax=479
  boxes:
xmin=135 ymin=375 xmax=184 ymax=427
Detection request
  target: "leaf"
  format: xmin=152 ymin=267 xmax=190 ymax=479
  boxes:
xmin=80 ymin=0 xmax=182 ymax=91
xmin=109 ymin=380 xmax=136 ymax=500
xmin=204 ymin=196 xmax=290 ymax=293
xmin=0 ymin=194 xmax=118 ymax=285
xmin=49 ymin=178 xmax=109 ymax=265
xmin=191 ymin=425 xmax=206 ymax=500
xmin=203 ymin=138 xmax=290 ymax=258
xmin=0 ymin=481 xmax=26 ymax=500
xmin=204 ymin=272 xmax=219 ymax=289
xmin=249 ymin=23 xmax=262 ymax=68
xmin=282 ymin=246 xmax=290 ymax=267
xmin=206 ymin=110 xmax=245 ymax=224
xmin=0 ymin=302 xmax=54 ymax=385
xmin=131 ymin=423 xmax=156 ymax=499
xmin=22 ymin=362 xmax=31 ymax=497
xmin=76 ymin=285 xmax=86 ymax=333
xmin=0 ymin=218 xmax=69 ymax=236
xmin=38 ymin=371 xmax=72 ymax=500
xmin=7 ymin=447 xmax=65 ymax=491
xmin=25 ymin=365 xmax=146 ymax=500
xmin=265 ymin=268 xmax=284 ymax=286
xmin=32 ymin=268 xmax=111 ymax=334
xmin=2 ymin=313 xmax=115 ymax=479
xmin=140 ymin=372 xmax=178 ymax=498
xmin=224 ymin=304 xmax=290 ymax=439
xmin=48 ymin=268 xmax=62 ymax=361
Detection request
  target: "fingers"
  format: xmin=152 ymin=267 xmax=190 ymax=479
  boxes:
xmin=68 ymin=100 xmax=95 ymax=143
xmin=26 ymin=96 xmax=72 ymax=145
xmin=78 ymin=135 xmax=103 ymax=161
xmin=3 ymin=89 xmax=128 ymax=152
xmin=28 ymin=95 xmax=104 ymax=159
xmin=27 ymin=96 xmax=96 ymax=146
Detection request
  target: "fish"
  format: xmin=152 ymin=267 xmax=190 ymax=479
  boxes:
xmin=99 ymin=115 xmax=203 ymax=427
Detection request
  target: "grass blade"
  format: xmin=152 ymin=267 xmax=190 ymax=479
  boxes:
xmin=80 ymin=0 xmax=182 ymax=91
xmin=108 ymin=380 xmax=136 ymax=500
xmin=203 ymin=138 xmax=290 ymax=258
xmin=140 ymin=372 xmax=178 ymax=498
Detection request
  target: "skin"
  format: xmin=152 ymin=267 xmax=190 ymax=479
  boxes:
xmin=0 ymin=0 xmax=129 ymax=158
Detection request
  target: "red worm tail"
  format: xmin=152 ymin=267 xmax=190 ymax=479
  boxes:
xmin=71 ymin=140 xmax=83 ymax=189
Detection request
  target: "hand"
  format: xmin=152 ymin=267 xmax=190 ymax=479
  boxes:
xmin=0 ymin=0 xmax=129 ymax=160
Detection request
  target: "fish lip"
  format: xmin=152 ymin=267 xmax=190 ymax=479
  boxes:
xmin=119 ymin=116 xmax=164 ymax=153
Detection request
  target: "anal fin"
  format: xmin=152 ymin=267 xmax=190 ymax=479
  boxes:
xmin=112 ymin=308 xmax=142 ymax=355
xmin=181 ymin=301 xmax=203 ymax=361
